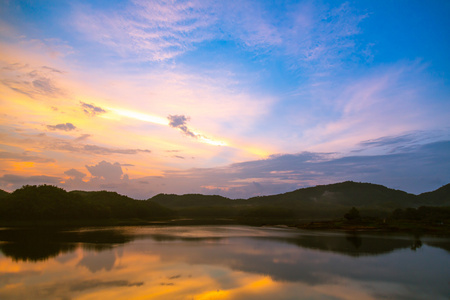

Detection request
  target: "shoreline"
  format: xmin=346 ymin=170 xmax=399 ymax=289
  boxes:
xmin=1 ymin=218 xmax=449 ymax=236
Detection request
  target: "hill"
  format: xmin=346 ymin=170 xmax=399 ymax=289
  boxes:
xmin=0 ymin=189 xmax=10 ymax=199
xmin=150 ymin=181 xmax=450 ymax=219
xmin=0 ymin=185 xmax=175 ymax=222
xmin=1 ymin=182 xmax=449 ymax=225
xmin=418 ymin=183 xmax=450 ymax=206
xmin=246 ymin=182 xmax=420 ymax=211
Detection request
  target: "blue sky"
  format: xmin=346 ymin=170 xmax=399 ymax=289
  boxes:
xmin=0 ymin=0 xmax=449 ymax=198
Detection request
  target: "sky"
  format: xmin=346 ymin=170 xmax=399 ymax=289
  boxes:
xmin=0 ymin=0 xmax=449 ymax=199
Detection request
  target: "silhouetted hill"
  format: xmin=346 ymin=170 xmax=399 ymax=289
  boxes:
xmin=0 ymin=185 xmax=175 ymax=221
xmin=150 ymin=182 xmax=443 ymax=211
xmin=418 ymin=183 xmax=450 ymax=206
xmin=149 ymin=181 xmax=450 ymax=219
xmin=0 ymin=189 xmax=10 ymax=198
xmin=2 ymin=182 xmax=450 ymax=224
xmin=247 ymin=181 xmax=420 ymax=209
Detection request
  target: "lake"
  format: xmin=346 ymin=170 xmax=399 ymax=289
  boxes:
xmin=0 ymin=225 xmax=449 ymax=299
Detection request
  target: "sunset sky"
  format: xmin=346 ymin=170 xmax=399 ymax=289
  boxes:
xmin=1 ymin=0 xmax=449 ymax=199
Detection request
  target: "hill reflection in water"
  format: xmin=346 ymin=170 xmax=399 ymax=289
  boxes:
xmin=0 ymin=226 xmax=449 ymax=299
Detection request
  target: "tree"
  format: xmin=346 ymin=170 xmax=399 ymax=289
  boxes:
xmin=344 ymin=207 xmax=361 ymax=221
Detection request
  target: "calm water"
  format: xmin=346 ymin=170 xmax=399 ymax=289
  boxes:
xmin=0 ymin=225 xmax=449 ymax=299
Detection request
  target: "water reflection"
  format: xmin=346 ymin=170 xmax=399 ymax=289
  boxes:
xmin=0 ymin=226 xmax=449 ymax=299
xmin=0 ymin=227 xmax=132 ymax=262
xmin=270 ymin=232 xmax=428 ymax=256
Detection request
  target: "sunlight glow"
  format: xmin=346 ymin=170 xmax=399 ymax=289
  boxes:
xmin=106 ymin=107 xmax=229 ymax=146
xmin=196 ymin=133 xmax=228 ymax=146
xmin=0 ymin=0 xmax=448 ymax=197
xmin=107 ymin=107 xmax=170 ymax=126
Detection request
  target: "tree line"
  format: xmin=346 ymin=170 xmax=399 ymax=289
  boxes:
xmin=0 ymin=184 xmax=449 ymax=225
xmin=0 ymin=185 xmax=175 ymax=221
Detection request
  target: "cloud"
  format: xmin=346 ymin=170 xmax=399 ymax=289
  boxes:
xmin=80 ymin=102 xmax=107 ymax=116
xmin=0 ymin=151 xmax=55 ymax=163
xmin=71 ymin=0 xmax=366 ymax=68
xmin=0 ymin=174 xmax=61 ymax=186
xmin=167 ymin=114 xmax=195 ymax=137
xmin=31 ymin=78 xmax=60 ymax=96
xmin=64 ymin=168 xmax=86 ymax=180
xmin=1 ymin=62 xmax=29 ymax=71
xmin=0 ymin=63 xmax=65 ymax=99
xmin=70 ymin=280 xmax=144 ymax=291
xmin=166 ymin=114 xmax=225 ymax=145
xmin=353 ymin=131 xmax=446 ymax=154
xmin=1 ymin=131 xmax=151 ymax=156
xmin=4 ymin=136 xmax=446 ymax=199
xmin=72 ymin=0 xmax=216 ymax=61
xmin=150 ymin=138 xmax=450 ymax=198
xmin=281 ymin=61 xmax=450 ymax=155
xmin=41 ymin=66 xmax=64 ymax=74
xmin=282 ymin=2 xmax=367 ymax=70
xmin=74 ymin=134 xmax=91 ymax=141
xmin=358 ymin=134 xmax=419 ymax=148
xmin=47 ymin=123 xmax=76 ymax=131
xmin=85 ymin=161 xmax=124 ymax=181
xmin=82 ymin=145 xmax=151 ymax=155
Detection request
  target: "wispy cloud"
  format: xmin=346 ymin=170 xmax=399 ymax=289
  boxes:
xmin=80 ymin=102 xmax=107 ymax=116
xmin=47 ymin=123 xmax=76 ymax=131
xmin=71 ymin=0 xmax=366 ymax=68
xmin=288 ymin=61 xmax=450 ymax=154
xmin=1 ymin=130 xmax=151 ymax=156
xmin=0 ymin=174 xmax=61 ymax=186
xmin=82 ymin=145 xmax=151 ymax=155
xmin=218 ymin=1 xmax=366 ymax=71
xmin=0 ymin=151 xmax=55 ymax=163
xmin=353 ymin=130 xmax=449 ymax=154
xmin=74 ymin=134 xmax=91 ymax=142
xmin=0 ymin=62 xmax=65 ymax=99
xmin=72 ymin=0 xmax=216 ymax=61
xmin=282 ymin=2 xmax=367 ymax=69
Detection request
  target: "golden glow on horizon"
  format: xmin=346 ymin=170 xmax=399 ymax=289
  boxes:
xmin=0 ymin=45 xmax=274 ymax=189
xmin=0 ymin=54 xmax=273 ymax=189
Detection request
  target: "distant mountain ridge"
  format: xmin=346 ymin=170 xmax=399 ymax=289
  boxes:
xmin=1 ymin=181 xmax=449 ymax=222
xmin=418 ymin=183 xmax=450 ymax=205
xmin=150 ymin=181 xmax=450 ymax=210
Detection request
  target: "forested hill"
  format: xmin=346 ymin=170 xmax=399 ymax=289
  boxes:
xmin=418 ymin=183 xmax=450 ymax=205
xmin=0 ymin=181 xmax=449 ymax=222
xmin=150 ymin=181 xmax=450 ymax=209
xmin=246 ymin=182 xmax=420 ymax=209
xmin=0 ymin=185 xmax=175 ymax=221
xmin=0 ymin=189 xmax=9 ymax=199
